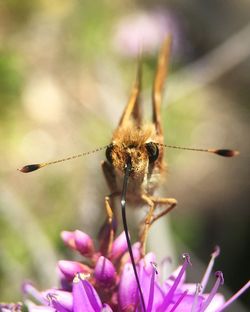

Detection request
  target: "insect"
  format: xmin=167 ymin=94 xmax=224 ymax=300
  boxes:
xmin=18 ymin=36 xmax=238 ymax=249
xmin=19 ymin=36 xmax=239 ymax=310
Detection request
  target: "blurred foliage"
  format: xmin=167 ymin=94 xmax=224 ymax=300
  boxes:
xmin=1 ymin=0 xmax=37 ymax=28
xmin=0 ymin=0 xmax=249 ymax=309
xmin=0 ymin=51 xmax=23 ymax=116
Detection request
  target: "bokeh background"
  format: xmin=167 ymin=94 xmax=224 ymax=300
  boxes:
xmin=0 ymin=0 xmax=249 ymax=310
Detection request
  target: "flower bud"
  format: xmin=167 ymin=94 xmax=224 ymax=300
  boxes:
xmin=74 ymin=230 xmax=94 ymax=256
xmin=110 ymin=231 xmax=127 ymax=260
xmin=58 ymin=261 xmax=92 ymax=281
xmin=94 ymin=256 xmax=116 ymax=285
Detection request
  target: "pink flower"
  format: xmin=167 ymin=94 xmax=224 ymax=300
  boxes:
xmin=20 ymin=231 xmax=249 ymax=312
xmin=113 ymin=9 xmax=184 ymax=58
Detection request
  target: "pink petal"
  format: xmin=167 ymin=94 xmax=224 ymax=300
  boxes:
xmin=118 ymin=263 xmax=139 ymax=311
xmin=168 ymin=294 xmax=204 ymax=312
xmin=203 ymin=293 xmax=225 ymax=312
xmin=42 ymin=289 xmax=73 ymax=311
xmin=73 ymin=274 xmax=102 ymax=312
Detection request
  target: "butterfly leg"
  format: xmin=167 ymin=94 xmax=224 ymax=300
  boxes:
xmin=98 ymin=161 xmax=118 ymax=255
xmin=149 ymin=196 xmax=177 ymax=225
xmin=140 ymin=194 xmax=177 ymax=256
xmin=139 ymin=194 xmax=155 ymax=256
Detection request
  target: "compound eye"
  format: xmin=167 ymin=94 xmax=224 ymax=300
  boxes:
xmin=106 ymin=144 xmax=114 ymax=164
xmin=145 ymin=142 xmax=159 ymax=163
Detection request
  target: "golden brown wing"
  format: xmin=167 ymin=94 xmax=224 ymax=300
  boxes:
xmin=118 ymin=58 xmax=142 ymax=128
xmin=152 ymin=35 xmax=172 ymax=136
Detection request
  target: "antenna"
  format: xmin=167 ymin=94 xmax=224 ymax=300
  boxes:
xmin=18 ymin=145 xmax=109 ymax=173
xmin=18 ymin=143 xmax=239 ymax=173
xmin=157 ymin=144 xmax=239 ymax=157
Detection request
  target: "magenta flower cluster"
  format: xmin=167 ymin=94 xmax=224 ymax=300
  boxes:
xmin=5 ymin=229 xmax=246 ymax=312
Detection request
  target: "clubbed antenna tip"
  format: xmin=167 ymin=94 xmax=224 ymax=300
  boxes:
xmin=212 ymin=149 xmax=240 ymax=157
xmin=18 ymin=164 xmax=43 ymax=173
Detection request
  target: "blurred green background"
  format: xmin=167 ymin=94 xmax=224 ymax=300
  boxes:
xmin=0 ymin=0 xmax=249 ymax=310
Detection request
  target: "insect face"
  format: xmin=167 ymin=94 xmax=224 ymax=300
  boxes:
xmin=106 ymin=142 xmax=148 ymax=178
xmin=105 ymin=122 xmax=161 ymax=179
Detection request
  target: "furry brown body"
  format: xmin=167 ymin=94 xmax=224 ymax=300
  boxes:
xmin=111 ymin=122 xmax=165 ymax=203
